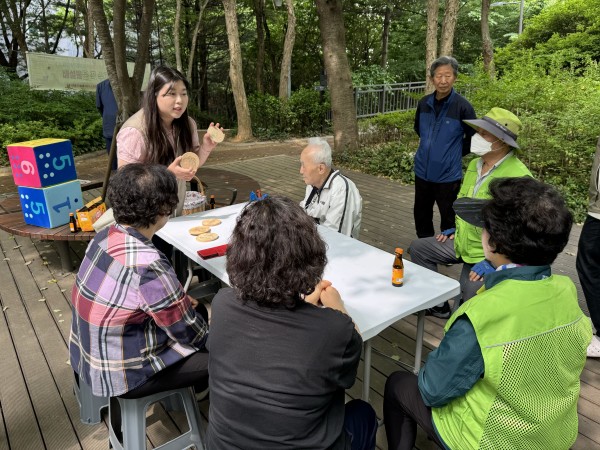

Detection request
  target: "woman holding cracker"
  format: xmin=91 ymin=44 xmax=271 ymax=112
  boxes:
xmin=117 ymin=66 xmax=224 ymax=218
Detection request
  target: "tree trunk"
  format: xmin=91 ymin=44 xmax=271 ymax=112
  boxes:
xmin=89 ymin=0 xmax=155 ymax=194
xmin=155 ymin=2 xmax=164 ymax=64
xmin=425 ymin=0 xmax=439 ymax=92
xmin=174 ymin=0 xmax=183 ymax=72
xmin=85 ymin=0 xmax=94 ymax=57
xmin=51 ymin=0 xmax=72 ymax=54
xmin=222 ymin=0 xmax=253 ymax=140
xmin=381 ymin=5 xmax=392 ymax=69
xmin=440 ymin=0 xmax=459 ymax=56
xmin=279 ymin=0 xmax=295 ymax=100
xmin=263 ymin=14 xmax=278 ymax=95
xmin=0 ymin=0 xmax=29 ymax=64
xmin=199 ymin=32 xmax=209 ymax=111
xmin=41 ymin=0 xmax=50 ymax=52
xmin=481 ymin=0 xmax=494 ymax=78
xmin=253 ymin=0 xmax=266 ymax=93
xmin=315 ymin=0 xmax=358 ymax=154
xmin=186 ymin=0 xmax=209 ymax=81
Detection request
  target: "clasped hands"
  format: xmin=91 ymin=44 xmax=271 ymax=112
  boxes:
xmin=304 ymin=280 xmax=344 ymax=312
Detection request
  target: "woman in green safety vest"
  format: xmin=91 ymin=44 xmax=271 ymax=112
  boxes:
xmin=409 ymin=107 xmax=532 ymax=319
xmin=384 ymin=176 xmax=591 ymax=450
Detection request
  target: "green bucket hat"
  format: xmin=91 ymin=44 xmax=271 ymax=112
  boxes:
xmin=463 ymin=107 xmax=522 ymax=149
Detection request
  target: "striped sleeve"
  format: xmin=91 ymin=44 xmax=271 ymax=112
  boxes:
xmin=138 ymin=258 xmax=208 ymax=348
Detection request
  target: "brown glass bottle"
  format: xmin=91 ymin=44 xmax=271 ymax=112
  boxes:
xmin=69 ymin=213 xmax=78 ymax=233
xmin=209 ymin=195 xmax=216 ymax=210
xmin=392 ymin=248 xmax=404 ymax=287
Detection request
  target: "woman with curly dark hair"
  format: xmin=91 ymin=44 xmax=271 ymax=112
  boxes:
xmin=70 ymin=163 xmax=209 ymax=404
xmin=207 ymin=195 xmax=378 ymax=450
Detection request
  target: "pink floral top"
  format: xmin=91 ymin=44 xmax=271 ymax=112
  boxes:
xmin=117 ymin=116 xmax=209 ymax=165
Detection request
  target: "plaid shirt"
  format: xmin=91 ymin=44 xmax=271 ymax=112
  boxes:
xmin=69 ymin=224 xmax=208 ymax=397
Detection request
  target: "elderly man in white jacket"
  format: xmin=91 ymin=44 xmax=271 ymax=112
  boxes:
xmin=299 ymin=137 xmax=363 ymax=239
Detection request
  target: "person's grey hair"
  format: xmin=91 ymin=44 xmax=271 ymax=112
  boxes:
xmin=429 ymin=56 xmax=459 ymax=78
xmin=307 ymin=137 xmax=332 ymax=167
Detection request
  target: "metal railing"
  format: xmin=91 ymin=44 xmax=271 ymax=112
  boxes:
xmin=355 ymin=81 xmax=426 ymax=118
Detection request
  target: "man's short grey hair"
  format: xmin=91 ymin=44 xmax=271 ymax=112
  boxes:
xmin=307 ymin=137 xmax=332 ymax=167
xmin=429 ymin=56 xmax=459 ymax=78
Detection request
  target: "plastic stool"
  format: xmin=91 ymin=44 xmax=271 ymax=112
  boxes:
xmin=73 ymin=372 xmax=109 ymax=424
xmin=108 ymin=387 xmax=205 ymax=450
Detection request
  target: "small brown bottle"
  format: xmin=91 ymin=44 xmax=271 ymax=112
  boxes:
xmin=392 ymin=248 xmax=404 ymax=287
xmin=69 ymin=212 xmax=78 ymax=233
xmin=209 ymin=195 xmax=216 ymax=210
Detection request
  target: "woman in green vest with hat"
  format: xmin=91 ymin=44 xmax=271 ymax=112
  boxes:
xmin=409 ymin=107 xmax=532 ymax=318
xmin=384 ymin=176 xmax=591 ymax=450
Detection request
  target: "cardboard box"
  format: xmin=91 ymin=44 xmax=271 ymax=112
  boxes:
xmin=7 ymin=138 xmax=77 ymax=187
xmin=18 ymin=180 xmax=83 ymax=228
xmin=76 ymin=196 xmax=106 ymax=231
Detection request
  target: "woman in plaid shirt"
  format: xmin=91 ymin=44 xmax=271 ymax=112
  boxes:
xmin=69 ymin=164 xmax=209 ymax=401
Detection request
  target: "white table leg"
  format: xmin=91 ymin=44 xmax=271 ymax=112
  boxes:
xmin=362 ymin=340 xmax=372 ymax=401
xmin=183 ymin=257 xmax=194 ymax=292
xmin=414 ymin=310 xmax=425 ymax=374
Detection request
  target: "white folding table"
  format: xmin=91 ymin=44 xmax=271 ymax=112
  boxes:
xmin=158 ymin=203 xmax=460 ymax=400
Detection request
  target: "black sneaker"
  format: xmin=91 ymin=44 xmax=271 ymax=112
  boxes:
xmin=425 ymin=302 xmax=451 ymax=319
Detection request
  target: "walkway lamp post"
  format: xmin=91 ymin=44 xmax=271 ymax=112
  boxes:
xmin=491 ymin=0 xmax=524 ymax=34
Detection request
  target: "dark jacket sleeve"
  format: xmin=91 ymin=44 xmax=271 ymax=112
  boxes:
xmin=414 ymin=102 xmax=422 ymax=137
xmin=417 ymin=316 xmax=484 ymax=407
xmin=96 ymin=83 xmax=103 ymax=114
xmin=461 ymin=100 xmax=477 ymax=156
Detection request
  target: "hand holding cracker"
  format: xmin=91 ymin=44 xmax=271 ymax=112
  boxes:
xmin=203 ymin=122 xmax=224 ymax=151
xmin=180 ymin=152 xmax=200 ymax=172
xmin=168 ymin=155 xmax=195 ymax=181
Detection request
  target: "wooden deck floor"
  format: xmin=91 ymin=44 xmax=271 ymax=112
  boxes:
xmin=1 ymin=154 xmax=599 ymax=449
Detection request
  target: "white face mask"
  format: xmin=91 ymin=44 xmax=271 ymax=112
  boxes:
xmin=470 ymin=133 xmax=498 ymax=156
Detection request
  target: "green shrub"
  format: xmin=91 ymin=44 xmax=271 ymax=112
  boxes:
xmin=0 ymin=68 xmax=104 ymax=164
xmin=351 ymin=65 xmax=399 ymax=86
xmin=285 ymin=87 xmax=331 ymax=135
xmin=357 ymin=110 xmax=416 ymax=146
xmin=0 ymin=119 xmax=103 ymax=166
xmin=247 ymin=88 xmax=331 ymax=139
xmin=336 ymin=142 xmax=415 ymax=185
xmin=247 ymin=92 xmax=285 ymax=138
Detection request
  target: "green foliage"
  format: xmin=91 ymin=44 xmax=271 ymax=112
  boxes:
xmin=357 ymin=110 xmax=416 ymax=147
xmin=497 ymin=0 xmax=600 ymax=71
xmin=336 ymin=110 xmax=416 ymax=184
xmin=0 ymin=69 xmax=104 ymax=166
xmin=336 ymin=142 xmax=415 ymax=185
xmin=351 ymin=65 xmax=399 ymax=86
xmin=248 ymin=88 xmax=331 ymax=138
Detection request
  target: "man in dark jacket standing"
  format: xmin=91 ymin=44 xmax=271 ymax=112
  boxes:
xmin=96 ymin=79 xmax=118 ymax=170
xmin=413 ymin=56 xmax=476 ymax=238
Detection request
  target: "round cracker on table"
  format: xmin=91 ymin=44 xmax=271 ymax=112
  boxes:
xmin=188 ymin=225 xmax=211 ymax=236
xmin=202 ymin=218 xmax=222 ymax=227
xmin=207 ymin=126 xmax=225 ymax=143
xmin=195 ymin=232 xmax=219 ymax=242
xmin=180 ymin=152 xmax=200 ymax=171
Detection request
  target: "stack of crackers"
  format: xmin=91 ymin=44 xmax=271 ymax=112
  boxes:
xmin=189 ymin=218 xmax=222 ymax=242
